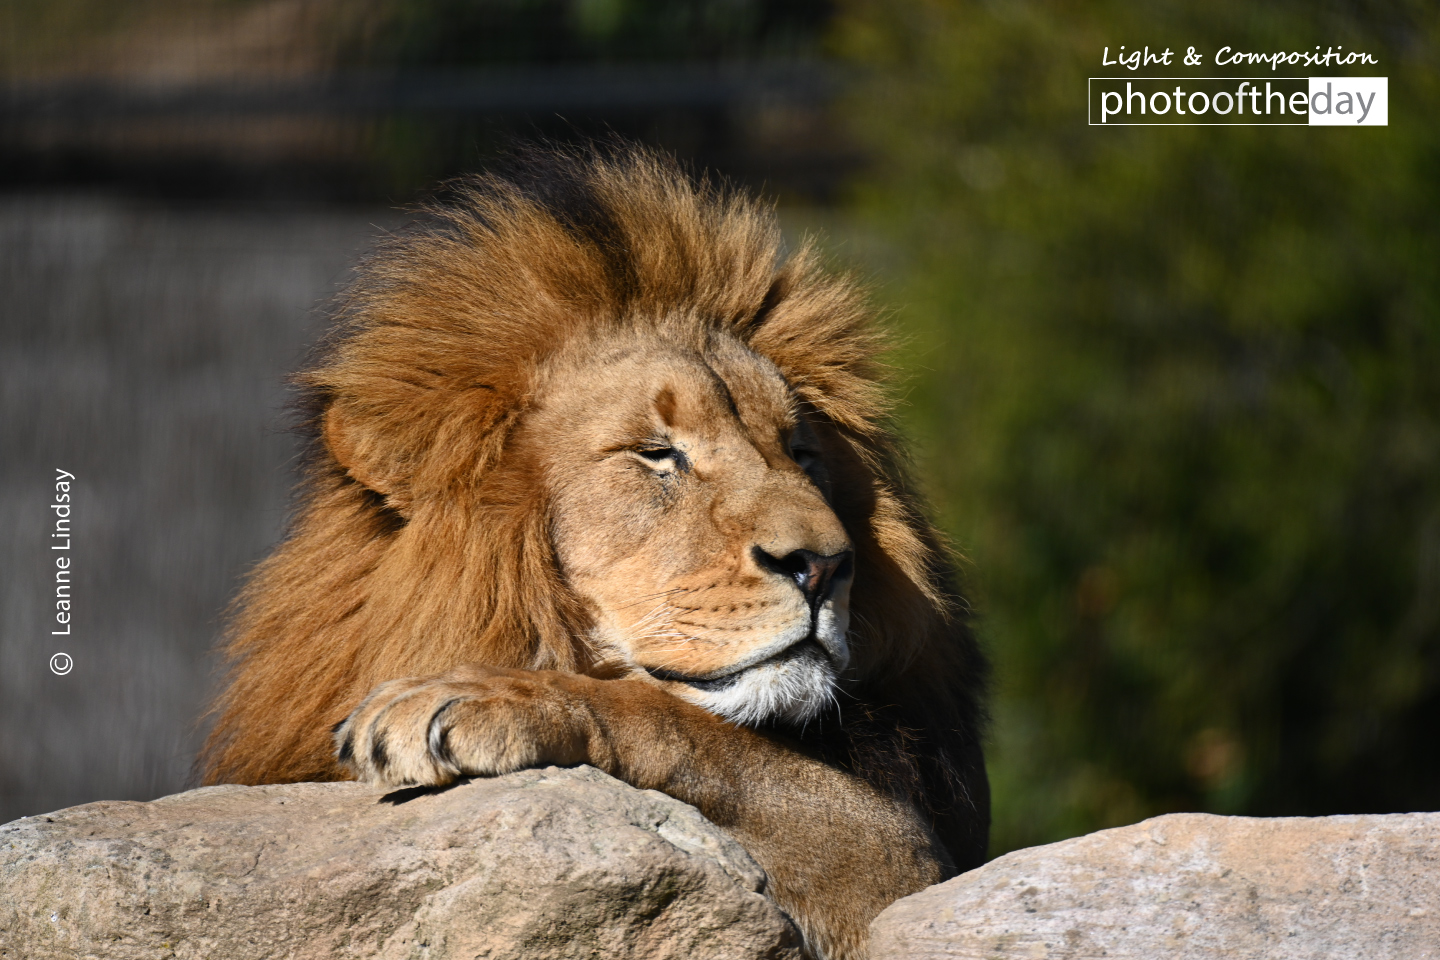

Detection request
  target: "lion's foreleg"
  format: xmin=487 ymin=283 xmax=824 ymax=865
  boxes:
xmin=573 ymin=676 xmax=951 ymax=960
xmin=335 ymin=665 xmax=948 ymax=960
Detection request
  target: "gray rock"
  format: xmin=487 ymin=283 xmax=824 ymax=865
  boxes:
xmin=871 ymin=811 xmax=1440 ymax=960
xmin=0 ymin=765 xmax=801 ymax=960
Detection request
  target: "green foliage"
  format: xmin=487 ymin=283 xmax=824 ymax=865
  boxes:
xmin=835 ymin=0 xmax=1440 ymax=855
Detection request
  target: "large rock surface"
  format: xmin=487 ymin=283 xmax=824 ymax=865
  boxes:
xmin=871 ymin=811 xmax=1440 ymax=959
xmin=0 ymin=766 xmax=800 ymax=960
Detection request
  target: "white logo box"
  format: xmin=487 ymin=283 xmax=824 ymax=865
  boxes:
xmin=1309 ymin=77 xmax=1387 ymax=125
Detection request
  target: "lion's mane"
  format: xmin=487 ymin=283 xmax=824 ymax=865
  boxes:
xmin=200 ymin=145 xmax=988 ymax=866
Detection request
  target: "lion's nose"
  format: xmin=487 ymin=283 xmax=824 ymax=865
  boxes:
xmin=753 ymin=547 xmax=854 ymax=606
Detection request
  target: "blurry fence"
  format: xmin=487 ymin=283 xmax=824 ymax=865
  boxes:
xmin=0 ymin=63 xmax=852 ymax=203
xmin=0 ymin=195 xmax=397 ymax=822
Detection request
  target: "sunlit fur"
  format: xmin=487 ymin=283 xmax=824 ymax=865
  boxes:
xmin=198 ymin=147 xmax=989 ymax=959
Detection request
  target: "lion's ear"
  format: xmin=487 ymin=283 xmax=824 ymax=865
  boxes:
xmin=322 ymin=401 xmax=410 ymax=505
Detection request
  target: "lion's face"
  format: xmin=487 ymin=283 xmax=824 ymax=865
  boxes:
xmin=527 ymin=330 xmax=854 ymax=726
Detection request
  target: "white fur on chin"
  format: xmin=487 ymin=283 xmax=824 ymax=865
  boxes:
xmin=692 ymin=598 xmax=851 ymax=727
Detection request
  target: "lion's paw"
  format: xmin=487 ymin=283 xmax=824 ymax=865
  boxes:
xmin=333 ymin=666 xmax=594 ymax=788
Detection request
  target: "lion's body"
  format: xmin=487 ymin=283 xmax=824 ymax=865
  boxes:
xmin=201 ymin=147 xmax=988 ymax=959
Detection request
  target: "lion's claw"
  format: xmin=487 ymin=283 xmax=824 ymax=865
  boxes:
xmin=334 ymin=666 xmax=595 ymax=788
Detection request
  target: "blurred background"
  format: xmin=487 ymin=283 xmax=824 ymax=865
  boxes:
xmin=3 ymin=0 xmax=1438 ymax=859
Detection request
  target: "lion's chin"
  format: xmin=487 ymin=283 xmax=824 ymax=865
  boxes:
xmin=660 ymin=638 xmax=840 ymax=728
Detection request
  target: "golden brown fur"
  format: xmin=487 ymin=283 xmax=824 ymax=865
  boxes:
xmin=201 ymin=145 xmax=988 ymax=960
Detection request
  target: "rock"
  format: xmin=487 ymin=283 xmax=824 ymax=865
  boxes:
xmin=0 ymin=765 xmax=801 ymax=960
xmin=870 ymin=812 xmax=1440 ymax=960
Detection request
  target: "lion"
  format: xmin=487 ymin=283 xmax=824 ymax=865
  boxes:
xmin=200 ymin=145 xmax=989 ymax=960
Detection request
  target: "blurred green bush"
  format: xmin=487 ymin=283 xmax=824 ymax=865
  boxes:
xmin=836 ymin=0 xmax=1440 ymax=855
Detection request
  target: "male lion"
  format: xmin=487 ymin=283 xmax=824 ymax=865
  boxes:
xmin=201 ymin=146 xmax=988 ymax=960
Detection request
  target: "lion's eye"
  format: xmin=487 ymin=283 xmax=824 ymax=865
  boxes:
xmin=635 ymin=446 xmax=685 ymax=472
xmin=787 ymin=435 xmax=819 ymax=473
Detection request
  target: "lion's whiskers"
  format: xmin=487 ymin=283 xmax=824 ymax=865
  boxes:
xmin=615 ymin=586 xmax=690 ymax=611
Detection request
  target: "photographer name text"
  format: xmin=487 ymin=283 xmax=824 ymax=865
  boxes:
xmin=52 ymin=468 xmax=75 ymax=636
